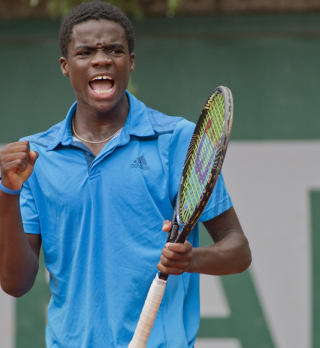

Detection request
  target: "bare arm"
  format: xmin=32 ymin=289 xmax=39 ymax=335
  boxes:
xmin=0 ymin=141 xmax=40 ymax=297
xmin=157 ymin=206 xmax=252 ymax=276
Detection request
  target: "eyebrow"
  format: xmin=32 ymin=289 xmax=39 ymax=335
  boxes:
xmin=75 ymin=43 xmax=125 ymax=50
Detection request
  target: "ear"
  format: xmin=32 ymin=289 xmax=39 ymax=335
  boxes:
xmin=59 ymin=57 xmax=69 ymax=77
xmin=129 ymin=53 xmax=135 ymax=73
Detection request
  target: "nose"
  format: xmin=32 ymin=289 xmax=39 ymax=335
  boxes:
xmin=91 ymin=50 xmax=112 ymax=67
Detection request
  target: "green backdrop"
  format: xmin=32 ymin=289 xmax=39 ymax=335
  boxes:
xmin=1 ymin=14 xmax=320 ymax=143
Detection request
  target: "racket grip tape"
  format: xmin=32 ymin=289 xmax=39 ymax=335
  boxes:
xmin=128 ymin=274 xmax=167 ymax=348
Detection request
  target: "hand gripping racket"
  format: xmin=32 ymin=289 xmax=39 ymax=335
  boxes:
xmin=128 ymin=86 xmax=234 ymax=348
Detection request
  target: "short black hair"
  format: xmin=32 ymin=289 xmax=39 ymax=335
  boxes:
xmin=59 ymin=1 xmax=134 ymax=58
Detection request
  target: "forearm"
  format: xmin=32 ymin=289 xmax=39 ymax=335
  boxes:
xmin=0 ymin=192 xmax=39 ymax=297
xmin=188 ymin=231 xmax=251 ymax=276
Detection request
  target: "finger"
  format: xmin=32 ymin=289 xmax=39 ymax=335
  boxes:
xmin=0 ymin=141 xmax=31 ymax=174
xmin=165 ymin=241 xmax=192 ymax=254
xmin=160 ymin=255 xmax=191 ymax=269
xmin=0 ymin=148 xmax=30 ymax=168
xmin=19 ymin=151 xmax=39 ymax=183
xmin=1 ymin=151 xmax=29 ymax=166
xmin=28 ymin=151 xmax=39 ymax=167
xmin=162 ymin=220 xmax=171 ymax=232
xmin=1 ymin=154 xmax=29 ymax=175
xmin=0 ymin=156 xmax=29 ymax=190
xmin=162 ymin=244 xmax=192 ymax=261
xmin=2 ymin=151 xmax=38 ymax=173
xmin=1 ymin=149 xmax=38 ymax=190
xmin=157 ymin=262 xmax=185 ymax=275
xmin=162 ymin=248 xmax=187 ymax=260
xmin=2 ymin=141 xmax=29 ymax=154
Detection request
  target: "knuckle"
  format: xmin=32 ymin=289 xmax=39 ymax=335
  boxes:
xmin=160 ymin=256 xmax=170 ymax=266
xmin=181 ymin=246 xmax=187 ymax=253
xmin=182 ymin=261 xmax=189 ymax=268
xmin=1 ymin=157 xmax=8 ymax=166
xmin=167 ymin=251 xmax=177 ymax=260
xmin=1 ymin=164 xmax=9 ymax=174
xmin=16 ymin=159 xmax=25 ymax=168
xmin=157 ymin=264 xmax=167 ymax=274
xmin=1 ymin=148 xmax=9 ymax=158
xmin=175 ymin=261 xmax=185 ymax=269
xmin=4 ymin=142 xmax=18 ymax=150
xmin=162 ymin=248 xmax=168 ymax=257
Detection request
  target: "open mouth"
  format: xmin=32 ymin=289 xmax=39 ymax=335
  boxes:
xmin=89 ymin=75 xmax=114 ymax=95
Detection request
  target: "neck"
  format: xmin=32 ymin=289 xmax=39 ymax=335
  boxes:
xmin=73 ymin=93 xmax=129 ymax=142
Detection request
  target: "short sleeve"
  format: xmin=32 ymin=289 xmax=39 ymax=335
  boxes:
xmin=20 ymin=179 xmax=41 ymax=234
xmin=168 ymin=119 xmax=232 ymax=222
xmin=198 ymin=173 xmax=232 ymax=222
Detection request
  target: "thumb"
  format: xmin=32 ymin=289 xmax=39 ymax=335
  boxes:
xmin=28 ymin=151 xmax=39 ymax=167
xmin=18 ymin=151 xmax=39 ymax=184
xmin=162 ymin=220 xmax=172 ymax=232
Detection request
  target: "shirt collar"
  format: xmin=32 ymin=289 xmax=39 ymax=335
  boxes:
xmin=125 ymin=91 xmax=155 ymax=137
xmin=46 ymin=91 xmax=155 ymax=152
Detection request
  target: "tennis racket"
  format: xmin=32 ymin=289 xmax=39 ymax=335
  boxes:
xmin=128 ymin=86 xmax=234 ymax=348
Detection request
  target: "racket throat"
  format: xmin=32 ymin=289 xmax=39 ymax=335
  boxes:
xmin=167 ymin=222 xmax=179 ymax=243
xmin=166 ymin=209 xmax=180 ymax=244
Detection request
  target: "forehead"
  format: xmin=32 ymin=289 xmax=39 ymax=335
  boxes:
xmin=70 ymin=19 xmax=126 ymax=46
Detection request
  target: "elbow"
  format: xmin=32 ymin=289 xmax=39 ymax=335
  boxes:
xmin=0 ymin=276 xmax=33 ymax=298
xmin=235 ymin=238 xmax=252 ymax=274
xmin=1 ymin=283 xmax=26 ymax=298
xmin=235 ymin=253 xmax=252 ymax=274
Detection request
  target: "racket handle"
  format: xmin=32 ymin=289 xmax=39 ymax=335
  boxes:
xmin=129 ymin=274 xmax=167 ymax=348
xmin=167 ymin=222 xmax=179 ymax=243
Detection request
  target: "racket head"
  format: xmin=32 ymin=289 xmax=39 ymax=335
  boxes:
xmin=175 ymin=86 xmax=233 ymax=242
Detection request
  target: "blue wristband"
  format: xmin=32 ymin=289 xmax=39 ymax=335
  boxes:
xmin=0 ymin=182 xmax=22 ymax=195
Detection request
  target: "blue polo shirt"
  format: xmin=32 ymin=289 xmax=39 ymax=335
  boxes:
xmin=20 ymin=92 xmax=232 ymax=348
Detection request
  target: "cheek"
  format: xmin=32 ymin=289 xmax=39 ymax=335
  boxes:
xmin=69 ymin=73 xmax=86 ymax=91
xmin=122 ymin=64 xmax=132 ymax=81
xmin=69 ymin=75 xmax=77 ymax=90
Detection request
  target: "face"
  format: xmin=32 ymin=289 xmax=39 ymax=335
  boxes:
xmin=60 ymin=19 xmax=135 ymax=115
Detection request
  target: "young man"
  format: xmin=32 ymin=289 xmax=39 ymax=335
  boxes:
xmin=0 ymin=1 xmax=251 ymax=347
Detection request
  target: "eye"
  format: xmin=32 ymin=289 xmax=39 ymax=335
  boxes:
xmin=77 ymin=51 xmax=91 ymax=56
xmin=110 ymin=49 xmax=123 ymax=55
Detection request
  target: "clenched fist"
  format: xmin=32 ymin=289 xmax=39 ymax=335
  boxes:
xmin=0 ymin=141 xmax=38 ymax=191
xmin=157 ymin=220 xmax=193 ymax=275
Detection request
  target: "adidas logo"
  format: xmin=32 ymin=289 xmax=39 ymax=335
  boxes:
xmin=131 ymin=156 xmax=150 ymax=171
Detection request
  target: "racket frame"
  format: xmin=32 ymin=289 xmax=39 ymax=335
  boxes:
xmin=175 ymin=86 xmax=233 ymax=244
xmin=129 ymin=86 xmax=234 ymax=347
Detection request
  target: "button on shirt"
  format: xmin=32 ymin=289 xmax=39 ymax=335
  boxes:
xmin=20 ymin=92 xmax=232 ymax=348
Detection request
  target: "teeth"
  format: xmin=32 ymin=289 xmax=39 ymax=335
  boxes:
xmin=93 ymin=87 xmax=114 ymax=95
xmin=91 ymin=75 xmax=112 ymax=81
xmin=90 ymin=75 xmax=114 ymax=96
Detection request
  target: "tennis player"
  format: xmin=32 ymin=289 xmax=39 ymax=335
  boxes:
xmin=0 ymin=2 xmax=251 ymax=347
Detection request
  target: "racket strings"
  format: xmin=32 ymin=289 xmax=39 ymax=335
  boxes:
xmin=179 ymin=91 xmax=226 ymax=224
xmin=185 ymin=134 xmax=198 ymax=164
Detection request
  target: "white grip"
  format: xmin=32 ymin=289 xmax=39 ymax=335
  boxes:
xmin=129 ymin=274 xmax=167 ymax=348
